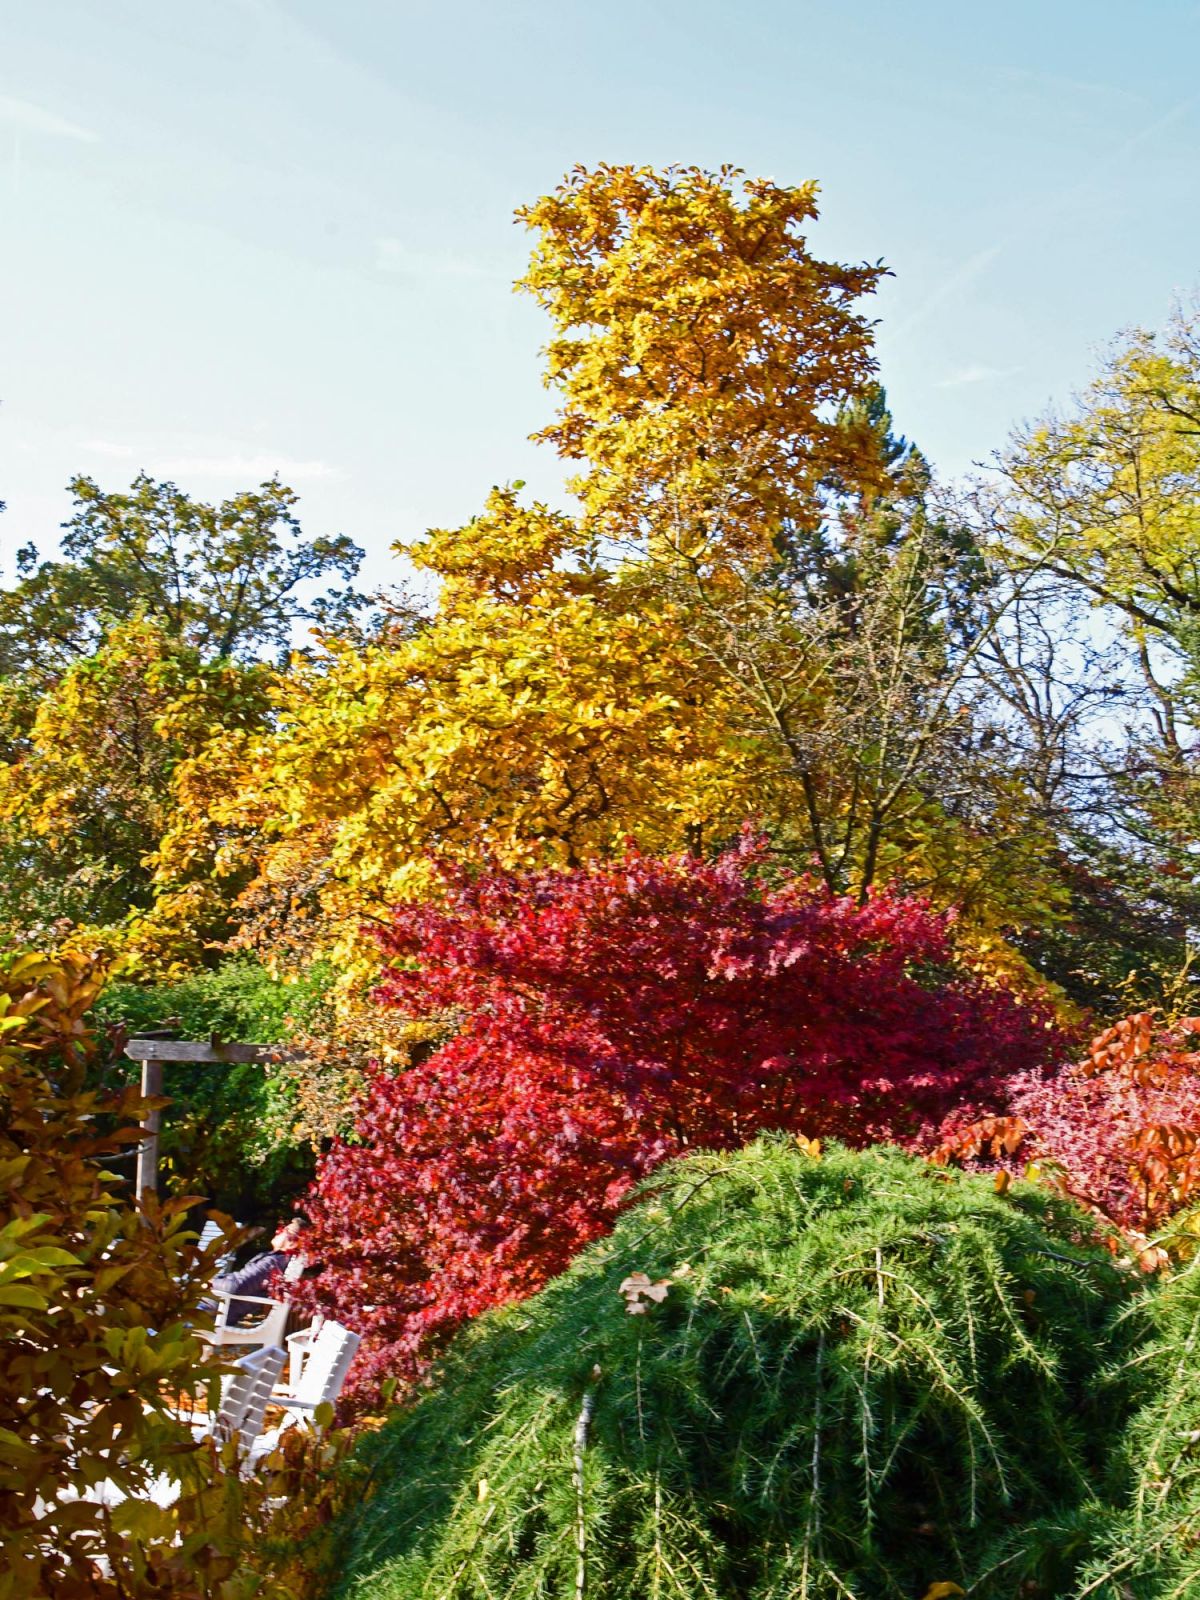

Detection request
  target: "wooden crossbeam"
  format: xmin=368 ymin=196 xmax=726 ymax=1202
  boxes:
xmin=125 ymin=1036 xmax=293 ymax=1196
xmin=125 ymin=1038 xmax=277 ymax=1065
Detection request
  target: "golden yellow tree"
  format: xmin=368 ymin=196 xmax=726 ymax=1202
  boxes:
xmin=192 ymin=165 xmax=1061 ymax=995
xmin=517 ymin=163 xmax=887 ymax=561
xmin=222 ymin=488 xmax=761 ymax=977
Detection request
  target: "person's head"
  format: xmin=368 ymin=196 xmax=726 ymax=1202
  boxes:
xmin=272 ymin=1219 xmax=302 ymax=1253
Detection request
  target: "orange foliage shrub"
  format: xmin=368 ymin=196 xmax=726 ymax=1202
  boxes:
xmin=935 ymin=1011 xmax=1200 ymax=1249
xmin=0 ymin=950 xmax=364 ymax=1599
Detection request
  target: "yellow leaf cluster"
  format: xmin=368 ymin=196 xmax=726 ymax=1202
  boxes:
xmin=517 ymin=163 xmax=887 ymax=562
xmin=225 ymin=487 xmax=761 ymax=981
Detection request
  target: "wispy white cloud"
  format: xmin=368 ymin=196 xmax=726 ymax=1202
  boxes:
xmin=78 ymin=440 xmax=338 ymax=482
xmin=157 ymin=454 xmax=338 ymax=482
xmin=935 ymin=363 xmax=1021 ymax=389
xmin=0 ymin=94 xmax=97 ymax=143
xmin=880 ymin=245 xmax=1002 ymax=351
xmin=1001 ymin=67 xmax=1145 ymax=108
xmin=1106 ymin=94 xmax=1197 ymax=164
xmin=375 ymin=238 xmax=495 ymax=280
xmin=883 ymin=94 xmax=1197 ymax=360
xmin=80 ymin=438 xmax=135 ymax=459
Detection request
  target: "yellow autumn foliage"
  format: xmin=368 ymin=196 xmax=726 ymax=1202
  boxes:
xmin=144 ymin=164 xmax=1066 ymax=997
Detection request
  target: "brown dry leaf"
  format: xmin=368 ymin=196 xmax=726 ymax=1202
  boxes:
xmin=618 ymin=1272 xmax=671 ymax=1315
xmin=920 ymin=1585 xmax=966 ymax=1600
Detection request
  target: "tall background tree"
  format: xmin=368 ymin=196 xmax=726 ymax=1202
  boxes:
xmin=5 ymin=166 xmax=1199 ymax=1027
xmin=0 ymin=475 xmax=366 ymax=966
xmin=979 ymin=301 xmax=1200 ymax=1010
xmin=212 ymin=164 xmax=1061 ymax=1000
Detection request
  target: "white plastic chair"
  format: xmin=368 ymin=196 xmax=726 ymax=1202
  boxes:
xmin=200 ymin=1250 xmax=304 ymax=1351
xmin=70 ymin=1347 xmax=288 ymax=1512
xmin=198 ymin=1344 xmax=288 ymax=1447
xmin=197 ymin=1218 xmax=237 ymax=1274
xmin=249 ymin=1320 xmax=360 ymax=1464
xmin=201 ymin=1290 xmax=290 ymax=1351
xmin=285 ymin=1312 xmax=325 ymax=1388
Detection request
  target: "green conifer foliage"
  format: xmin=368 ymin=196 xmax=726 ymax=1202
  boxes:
xmin=1086 ymin=1248 xmax=1200 ymax=1598
xmin=329 ymin=1138 xmax=1145 ymax=1599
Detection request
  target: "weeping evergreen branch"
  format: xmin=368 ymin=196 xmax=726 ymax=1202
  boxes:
xmin=329 ymin=1138 xmax=1146 ymax=1599
xmin=1080 ymin=1249 xmax=1200 ymax=1598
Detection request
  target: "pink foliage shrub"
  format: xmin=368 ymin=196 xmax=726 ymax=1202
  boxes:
xmin=936 ymin=1013 xmax=1200 ymax=1240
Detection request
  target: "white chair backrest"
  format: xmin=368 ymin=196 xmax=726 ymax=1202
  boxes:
xmin=293 ymin=1320 xmax=361 ymax=1410
xmin=213 ymin=1345 xmax=286 ymax=1444
xmin=197 ymin=1217 xmax=236 ymax=1273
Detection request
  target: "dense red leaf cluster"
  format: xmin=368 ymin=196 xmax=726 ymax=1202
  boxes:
xmin=936 ymin=1013 xmax=1200 ymax=1241
xmin=295 ymin=837 xmax=1060 ymax=1402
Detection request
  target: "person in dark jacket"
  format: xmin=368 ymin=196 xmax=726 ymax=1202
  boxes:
xmin=212 ymin=1220 xmax=302 ymax=1326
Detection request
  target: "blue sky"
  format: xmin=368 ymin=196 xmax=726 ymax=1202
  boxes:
xmin=3 ymin=0 xmax=1199 ymax=591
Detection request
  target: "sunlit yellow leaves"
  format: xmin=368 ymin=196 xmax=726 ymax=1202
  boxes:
xmin=0 ymin=617 xmax=274 ymax=971
xmin=999 ymin=305 xmax=1200 ymax=657
xmin=220 ymin=486 xmax=763 ymax=982
xmin=517 ymin=163 xmax=887 ymax=565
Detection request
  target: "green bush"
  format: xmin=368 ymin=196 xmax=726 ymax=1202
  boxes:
xmin=1083 ymin=1244 xmax=1200 ymax=1597
xmin=328 ymin=1137 xmax=1147 ymax=1600
xmin=93 ymin=957 xmax=331 ymax=1224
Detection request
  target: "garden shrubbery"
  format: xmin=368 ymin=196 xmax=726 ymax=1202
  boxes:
xmin=326 ymin=1137 xmax=1146 ymax=1600
xmin=0 ymin=949 xmax=358 ymax=1599
xmin=294 ymin=840 xmax=1061 ymax=1404
xmin=937 ymin=1012 xmax=1200 ymax=1243
xmin=1089 ymin=1251 xmax=1200 ymax=1596
xmin=94 ymin=956 xmax=331 ymax=1223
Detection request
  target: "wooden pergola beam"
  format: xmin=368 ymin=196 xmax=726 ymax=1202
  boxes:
xmin=125 ymin=1036 xmax=295 ymax=1196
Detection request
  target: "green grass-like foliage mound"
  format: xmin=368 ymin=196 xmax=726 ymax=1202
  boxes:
xmin=1084 ymin=1246 xmax=1200 ymax=1597
xmin=331 ymin=1137 xmax=1143 ymax=1599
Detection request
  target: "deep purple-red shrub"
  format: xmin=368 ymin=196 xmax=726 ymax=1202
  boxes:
xmin=295 ymin=836 xmax=1060 ymax=1402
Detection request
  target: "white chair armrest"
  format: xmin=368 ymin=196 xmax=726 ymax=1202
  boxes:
xmin=210 ymin=1290 xmax=286 ymax=1328
xmin=200 ymin=1292 xmax=289 ymax=1346
xmin=286 ymin=1326 xmax=315 ymax=1387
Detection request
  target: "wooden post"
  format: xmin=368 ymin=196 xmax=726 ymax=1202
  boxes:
xmin=125 ymin=1036 xmax=294 ymax=1198
xmin=135 ymin=1054 xmax=163 ymax=1197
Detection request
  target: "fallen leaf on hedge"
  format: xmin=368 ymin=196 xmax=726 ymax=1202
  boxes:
xmin=619 ymin=1272 xmax=671 ymax=1314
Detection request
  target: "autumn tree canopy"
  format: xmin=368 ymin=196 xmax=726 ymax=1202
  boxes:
xmin=0 ymin=473 xmax=366 ymax=678
xmin=3 ymin=163 xmax=1197 ymax=1018
xmin=516 ymin=163 xmax=888 ymax=561
xmin=200 ymin=164 xmax=1060 ymax=990
xmin=0 ymin=477 xmax=364 ymax=964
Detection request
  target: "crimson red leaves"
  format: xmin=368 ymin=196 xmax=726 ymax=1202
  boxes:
xmin=295 ymin=838 xmax=1059 ymax=1403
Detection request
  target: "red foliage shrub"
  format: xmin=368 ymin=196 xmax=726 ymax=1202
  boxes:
xmin=295 ymin=837 xmax=1060 ymax=1402
xmin=936 ymin=1012 xmax=1200 ymax=1242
